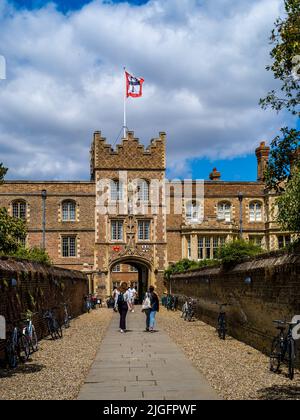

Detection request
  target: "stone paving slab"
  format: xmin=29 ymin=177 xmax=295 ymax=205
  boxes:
xmin=78 ymin=308 xmax=220 ymax=400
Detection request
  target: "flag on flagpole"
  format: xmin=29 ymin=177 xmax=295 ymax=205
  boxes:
xmin=125 ymin=71 xmax=144 ymax=98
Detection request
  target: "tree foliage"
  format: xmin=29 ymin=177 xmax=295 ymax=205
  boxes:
xmin=0 ymin=208 xmax=27 ymax=254
xmin=0 ymin=163 xmax=8 ymax=184
xmin=265 ymin=127 xmax=300 ymax=191
xmin=260 ymin=0 xmax=300 ymax=116
xmin=277 ymin=169 xmax=300 ymax=232
xmin=217 ymin=240 xmax=263 ymax=266
xmin=9 ymin=246 xmax=52 ymax=265
xmin=164 ymin=258 xmax=219 ymax=280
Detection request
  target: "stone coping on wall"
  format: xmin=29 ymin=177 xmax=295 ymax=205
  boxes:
xmin=0 ymin=256 xmax=87 ymax=280
xmin=171 ymin=248 xmax=300 ymax=280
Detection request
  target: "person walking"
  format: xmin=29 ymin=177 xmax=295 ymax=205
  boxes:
xmin=128 ymin=283 xmax=137 ymax=313
xmin=117 ymin=282 xmax=130 ymax=333
xmin=142 ymin=290 xmax=152 ymax=332
xmin=149 ymin=286 xmax=159 ymax=332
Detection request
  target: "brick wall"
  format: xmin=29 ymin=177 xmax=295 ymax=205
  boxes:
xmin=0 ymin=257 xmax=89 ymax=358
xmin=169 ymin=250 xmax=300 ymax=361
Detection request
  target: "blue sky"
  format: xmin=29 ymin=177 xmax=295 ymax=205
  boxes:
xmin=0 ymin=0 xmax=296 ymax=181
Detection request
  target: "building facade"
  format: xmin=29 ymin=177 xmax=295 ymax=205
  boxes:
xmin=0 ymin=131 xmax=291 ymax=299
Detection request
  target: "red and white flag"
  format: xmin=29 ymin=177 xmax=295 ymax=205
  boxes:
xmin=125 ymin=71 xmax=144 ymax=98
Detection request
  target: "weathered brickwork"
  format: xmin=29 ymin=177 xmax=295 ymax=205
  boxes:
xmin=0 ymin=131 xmax=290 ymax=299
xmin=168 ymin=250 xmax=300 ymax=365
xmin=0 ymin=257 xmax=88 ymax=358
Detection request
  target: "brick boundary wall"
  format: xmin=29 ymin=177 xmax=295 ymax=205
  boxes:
xmin=169 ymin=250 xmax=300 ymax=364
xmin=0 ymin=257 xmax=88 ymax=360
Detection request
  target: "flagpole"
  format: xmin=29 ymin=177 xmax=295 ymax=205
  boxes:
xmin=123 ymin=66 xmax=127 ymax=138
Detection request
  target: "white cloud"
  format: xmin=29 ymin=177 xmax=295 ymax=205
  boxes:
xmin=0 ymin=0 xmax=290 ymax=180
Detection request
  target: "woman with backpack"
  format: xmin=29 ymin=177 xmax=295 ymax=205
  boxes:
xmin=117 ymin=282 xmax=130 ymax=333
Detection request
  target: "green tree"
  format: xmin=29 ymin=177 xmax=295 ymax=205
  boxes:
xmin=277 ymin=169 xmax=300 ymax=232
xmin=0 ymin=208 xmax=27 ymax=254
xmin=0 ymin=163 xmax=8 ymax=183
xmin=260 ymin=0 xmax=300 ymax=116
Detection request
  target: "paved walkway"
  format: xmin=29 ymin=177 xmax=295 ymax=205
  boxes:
xmin=78 ymin=308 xmax=219 ymax=400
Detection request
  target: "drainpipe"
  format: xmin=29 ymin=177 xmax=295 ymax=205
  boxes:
xmin=238 ymin=192 xmax=243 ymax=239
xmin=41 ymin=189 xmax=47 ymax=250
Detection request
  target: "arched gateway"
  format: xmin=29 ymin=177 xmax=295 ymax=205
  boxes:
xmin=90 ymin=130 xmax=168 ymax=299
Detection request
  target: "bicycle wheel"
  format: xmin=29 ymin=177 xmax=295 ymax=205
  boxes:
xmin=31 ymin=325 xmax=38 ymax=352
xmin=5 ymin=339 xmax=18 ymax=369
xmin=270 ymin=338 xmax=281 ymax=373
xmin=47 ymin=319 xmax=57 ymax=340
xmin=53 ymin=320 xmax=63 ymax=339
xmin=287 ymin=339 xmax=295 ymax=380
xmin=18 ymin=334 xmax=30 ymax=363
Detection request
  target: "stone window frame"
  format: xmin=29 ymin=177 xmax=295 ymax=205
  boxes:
xmin=60 ymin=235 xmax=78 ymax=258
xmin=110 ymin=179 xmax=123 ymax=202
xmin=137 ymin=179 xmax=150 ymax=202
xmin=137 ymin=219 xmax=151 ymax=242
xmin=248 ymin=200 xmax=263 ymax=223
xmin=197 ymin=235 xmax=226 ymax=260
xmin=11 ymin=199 xmax=28 ymax=221
xmin=217 ymin=201 xmax=232 ymax=222
xmin=60 ymin=199 xmax=78 ymax=222
xmin=110 ymin=219 xmax=124 ymax=242
xmin=185 ymin=200 xmax=203 ymax=224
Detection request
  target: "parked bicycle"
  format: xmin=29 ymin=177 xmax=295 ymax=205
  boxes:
xmin=270 ymin=320 xmax=298 ymax=380
xmin=216 ymin=303 xmax=228 ymax=340
xmin=21 ymin=311 xmax=38 ymax=353
xmin=5 ymin=322 xmax=30 ymax=368
xmin=182 ymin=298 xmax=195 ymax=322
xmin=43 ymin=308 xmax=63 ymax=340
xmin=61 ymin=303 xmax=71 ymax=329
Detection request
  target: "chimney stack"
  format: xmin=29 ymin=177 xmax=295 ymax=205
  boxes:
xmin=255 ymin=141 xmax=270 ymax=181
xmin=209 ymin=168 xmax=221 ymax=181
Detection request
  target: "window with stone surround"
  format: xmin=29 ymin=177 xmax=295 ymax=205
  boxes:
xmin=249 ymin=201 xmax=262 ymax=222
xmin=111 ymin=180 xmax=123 ymax=201
xmin=198 ymin=236 xmax=226 ymax=260
xmin=137 ymin=179 xmax=150 ymax=201
xmin=62 ymin=236 xmax=77 ymax=257
xmin=187 ymin=236 xmax=191 ymax=259
xmin=62 ymin=200 xmax=76 ymax=222
xmin=217 ymin=202 xmax=231 ymax=222
xmin=111 ymin=220 xmax=124 ymax=241
xmin=249 ymin=236 xmax=263 ymax=247
xmin=186 ymin=201 xmax=202 ymax=223
xmin=138 ymin=220 xmax=151 ymax=241
xmin=277 ymin=235 xmax=291 ymax=249
xmin=12 ymin=200 xmax=27 ymax=220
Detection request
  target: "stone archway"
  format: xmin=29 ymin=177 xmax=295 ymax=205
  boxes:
xmin=109 ymin=257 xmax=152 ymax=303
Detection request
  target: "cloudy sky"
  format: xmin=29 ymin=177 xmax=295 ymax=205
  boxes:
xmin=0 ymin=0 xmax=296 ymax=181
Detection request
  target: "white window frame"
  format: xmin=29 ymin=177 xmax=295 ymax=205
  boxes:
xmin=217 ymin=202 xmax=231 ymax=222
xmin=249 ymin=202 xmax=262 ymax=222
xmin=186 ymin=201 xmax=202 ymax=223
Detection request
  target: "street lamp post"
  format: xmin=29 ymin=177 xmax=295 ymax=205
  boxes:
xmin=41 ymin=189 xmax=47 ymax=250
xmin=238 ymin=192 xmax=243 ymax=239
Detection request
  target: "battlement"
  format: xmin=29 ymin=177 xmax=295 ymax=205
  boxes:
xmin=90 ymin=130 xmax=166 ymax=178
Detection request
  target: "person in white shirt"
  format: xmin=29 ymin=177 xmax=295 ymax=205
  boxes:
xmin=128 ymin=284 xmax=137 ymax=313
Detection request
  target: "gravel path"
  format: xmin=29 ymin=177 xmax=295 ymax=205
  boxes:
xmin=0 ymin=309 xmax=113 ymax=400
xmin=159 ymin=309 xmax=300 ymax=400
